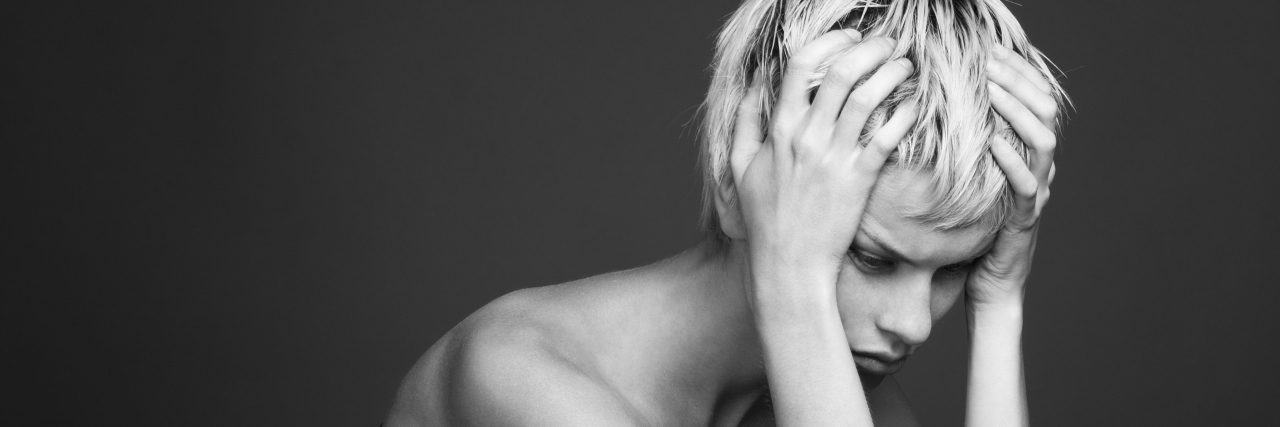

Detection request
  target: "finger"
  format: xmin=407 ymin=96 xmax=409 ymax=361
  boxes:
xmin=848 ymin=100 xmax=917 ymax=170
xmin=991 ymin=44 xmax=1052 ymax=94
xmin=1039 ymin=161 xmax=1056 ymax=215
xmin=988 ymin=82 xmax=1055 ymax=185
xmin=987 ymin=58 xmax=1057 ymax=129
xmin=777 ymin=29 xmax=861 ymax=117
xmin=730 ymin=84 xmax=766 ymax=185
xmin=831 ymin=58 xmax=914 ymax=152
xmin=808 ymin=37 xmax=896 ymax=130
xmin=990 ymin=135 xmax=1038 ymax=222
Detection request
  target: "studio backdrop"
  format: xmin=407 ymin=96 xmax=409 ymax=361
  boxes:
xmin=8 ymin=0 xmax=1280 ymax=425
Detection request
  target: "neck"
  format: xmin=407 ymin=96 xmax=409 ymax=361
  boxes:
xmin=643 ymin=239 xmax=769 ymax=420
xmin=633 ymin=239 xmax=886 ymax=423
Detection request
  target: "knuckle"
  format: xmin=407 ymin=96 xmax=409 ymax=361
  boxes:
xmin=1034 ymin=109 xmax=1058 ymax=126
xmin=868 ymin=135 xmax=898 ymax=155
xmin=1014 ymin=182 xmax=1038 ymax=199
xmin=843 ymin=37 xmax=894 ymax=66
xmin=1038 ymin=131 xmax=1058 ymax=152
xmin=988 ymin=58 xmax=1012 ymax=80
xmin=819 ymin=28 xmax=859 ymax=47
xmin=792 ymin=135 xmax=819 ymax=159
xmin=1028 ymin=97 xmax=1058 ymax=122
xmin=886 ymin=58 xmax=912 ymax=75
xmin=792 ymin=143 xmax=817 ymax=161
xmin=1006 ymin=68 xmax=1026 ymax=85
xmin=786 ymin=54 xmax=821 ymax=74
xmin=853 ymin=153 xmax=884 ymax=174
xmin=869 ymin=37 xmax=896 ymax=54
xmin=785 ymin=60 xmax=817 ymax=76
xmin=825 ymin=62 xmax=863 ymax=85
xmin=816 ymin=156 xmax=842 ymax=175
xmin=877 ymin=62 xmax=911 ymax=83
xmin=842 ymin=29 xmax=863 ymax=42
xmin=1042 ymin=102 xmax=1060 ymax=120
xmin=846 ymin=91 xmax=878 ymax=115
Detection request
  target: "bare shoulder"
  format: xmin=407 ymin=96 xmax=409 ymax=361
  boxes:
xmin=384 ymin=287 xmax=648 ymax=427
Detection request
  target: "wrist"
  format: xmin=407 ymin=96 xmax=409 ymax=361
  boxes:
xmin=749 ymin=265 xmax=840 ymax=323
xmin=968 ymin=296 xmax=1023 ymax=315
xmin=967 ymin=299 xmax=1023 ymax=334
xmin=966 ymin=281 xmax=1025 ymax=315
xmin=743 ymin=238 xmax=845 ymax=332
xmin=747 ymin=241 xmax=840 ymax=294
xmin=747 ymin=238 xmax=843 ymax=273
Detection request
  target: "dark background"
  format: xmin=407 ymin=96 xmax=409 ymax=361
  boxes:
xmin=8 ymin=0 xmax=1280 ymax=425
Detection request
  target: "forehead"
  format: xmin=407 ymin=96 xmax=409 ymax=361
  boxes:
xmin=860 ymin=169 xmax=994 ymax=264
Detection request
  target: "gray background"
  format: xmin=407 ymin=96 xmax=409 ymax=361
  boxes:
xmin=8 ymin=0 xmax=1280 ymax=425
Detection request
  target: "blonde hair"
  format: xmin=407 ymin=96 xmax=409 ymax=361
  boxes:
xmin=699 ymin=0 xmax=1068 ymax=241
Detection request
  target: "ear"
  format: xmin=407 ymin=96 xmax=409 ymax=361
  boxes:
xmin=713 ymin=179 xmax=747 ymax=240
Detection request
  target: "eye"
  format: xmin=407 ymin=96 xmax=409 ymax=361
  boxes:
xmin=850 ymin=250 xmax=895 ymax=272
xmin=938 ymin=260 xmax=975 ymax=277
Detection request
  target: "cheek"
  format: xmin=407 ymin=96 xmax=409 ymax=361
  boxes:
xmin=929 ymin=278 xmax=965 ymax=322
xmin=833 ymin=261 xmax=879 ymax=330
xmin=833 ymin=261 xmax=968 ymax=327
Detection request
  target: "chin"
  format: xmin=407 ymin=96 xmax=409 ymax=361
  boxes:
xmin=856 ymin=368 xmax=888 ymax=389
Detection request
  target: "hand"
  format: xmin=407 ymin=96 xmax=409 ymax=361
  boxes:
xmin=729 ymin=30 xmax=919 ymax=306
xmin=726 ymin=29 xmax=920 ymax=427
xmin=967 ymin=45 xmax=1061 ymax=309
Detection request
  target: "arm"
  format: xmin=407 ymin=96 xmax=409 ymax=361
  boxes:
xmin=964 ymin=44 xmax=1062 ymax=427
xmin=965 ymin=300 xmax=1027 ymax=427
xmin=727 ymin=29 xmax=919 ymax=426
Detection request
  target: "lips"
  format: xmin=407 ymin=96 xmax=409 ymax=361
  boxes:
xmin=851 ymin=351 xmax=908 ymax=374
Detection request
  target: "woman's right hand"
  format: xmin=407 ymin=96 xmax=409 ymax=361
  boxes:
xmin=730 ymin=29 xmax=918 ymax=310
xmin=726 ymin=29 xmax=919 ymax=426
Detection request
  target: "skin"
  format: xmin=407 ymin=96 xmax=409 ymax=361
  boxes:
xmin=385 ymin=29 xmax=1059 ymax=427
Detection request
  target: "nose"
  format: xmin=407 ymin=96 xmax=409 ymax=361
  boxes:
xmin=875 ymin=272 xmax=934 ymax=348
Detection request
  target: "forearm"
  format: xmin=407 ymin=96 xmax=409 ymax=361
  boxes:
xmin=964 ymin=301 xmax=1027 ymax=427
xmin=751 ymin=256 xmax=873 ymax=427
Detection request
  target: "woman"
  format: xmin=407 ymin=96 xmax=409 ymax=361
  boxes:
xmin=386 ymin=0 xmax=1066 ymax=425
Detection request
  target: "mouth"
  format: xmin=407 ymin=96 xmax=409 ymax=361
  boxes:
xmin=851 ymin=351 xmax=908 ymax=374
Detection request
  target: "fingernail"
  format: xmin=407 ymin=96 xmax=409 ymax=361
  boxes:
xmin=987 ymin=81 xmax=1003 ymax=98
xmin=992 ymin=44 xmax=1011 ymax=59
xmin=844 ymin=28 xmax=863 ymax=41
xmin=896 ymin=58 xmax=913 ymax=70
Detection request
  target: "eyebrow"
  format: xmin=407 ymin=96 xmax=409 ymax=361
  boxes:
xmin=859 ymin=228 xmax=997 ymax=265
xmin=860 ymin=228 xmax=912 ymax=262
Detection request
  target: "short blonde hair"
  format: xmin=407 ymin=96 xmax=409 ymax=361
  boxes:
xmin=699 ymin=0 xmax=1068 ymax=241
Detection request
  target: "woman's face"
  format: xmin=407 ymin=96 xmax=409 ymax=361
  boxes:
xmin=836 ymin=169 xmax=996 ymax=375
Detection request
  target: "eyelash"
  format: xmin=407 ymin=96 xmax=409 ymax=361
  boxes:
xmin=939 ymin=260 xmax=974 ymax=277
xmin=850 ymin=250 xmax=895 ymax=272
xmin=849 ymin=250 xmax=976 ymax=276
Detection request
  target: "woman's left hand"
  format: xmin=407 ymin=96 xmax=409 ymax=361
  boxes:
xmin=966 ymin=45 xmax=1061 ymax=310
